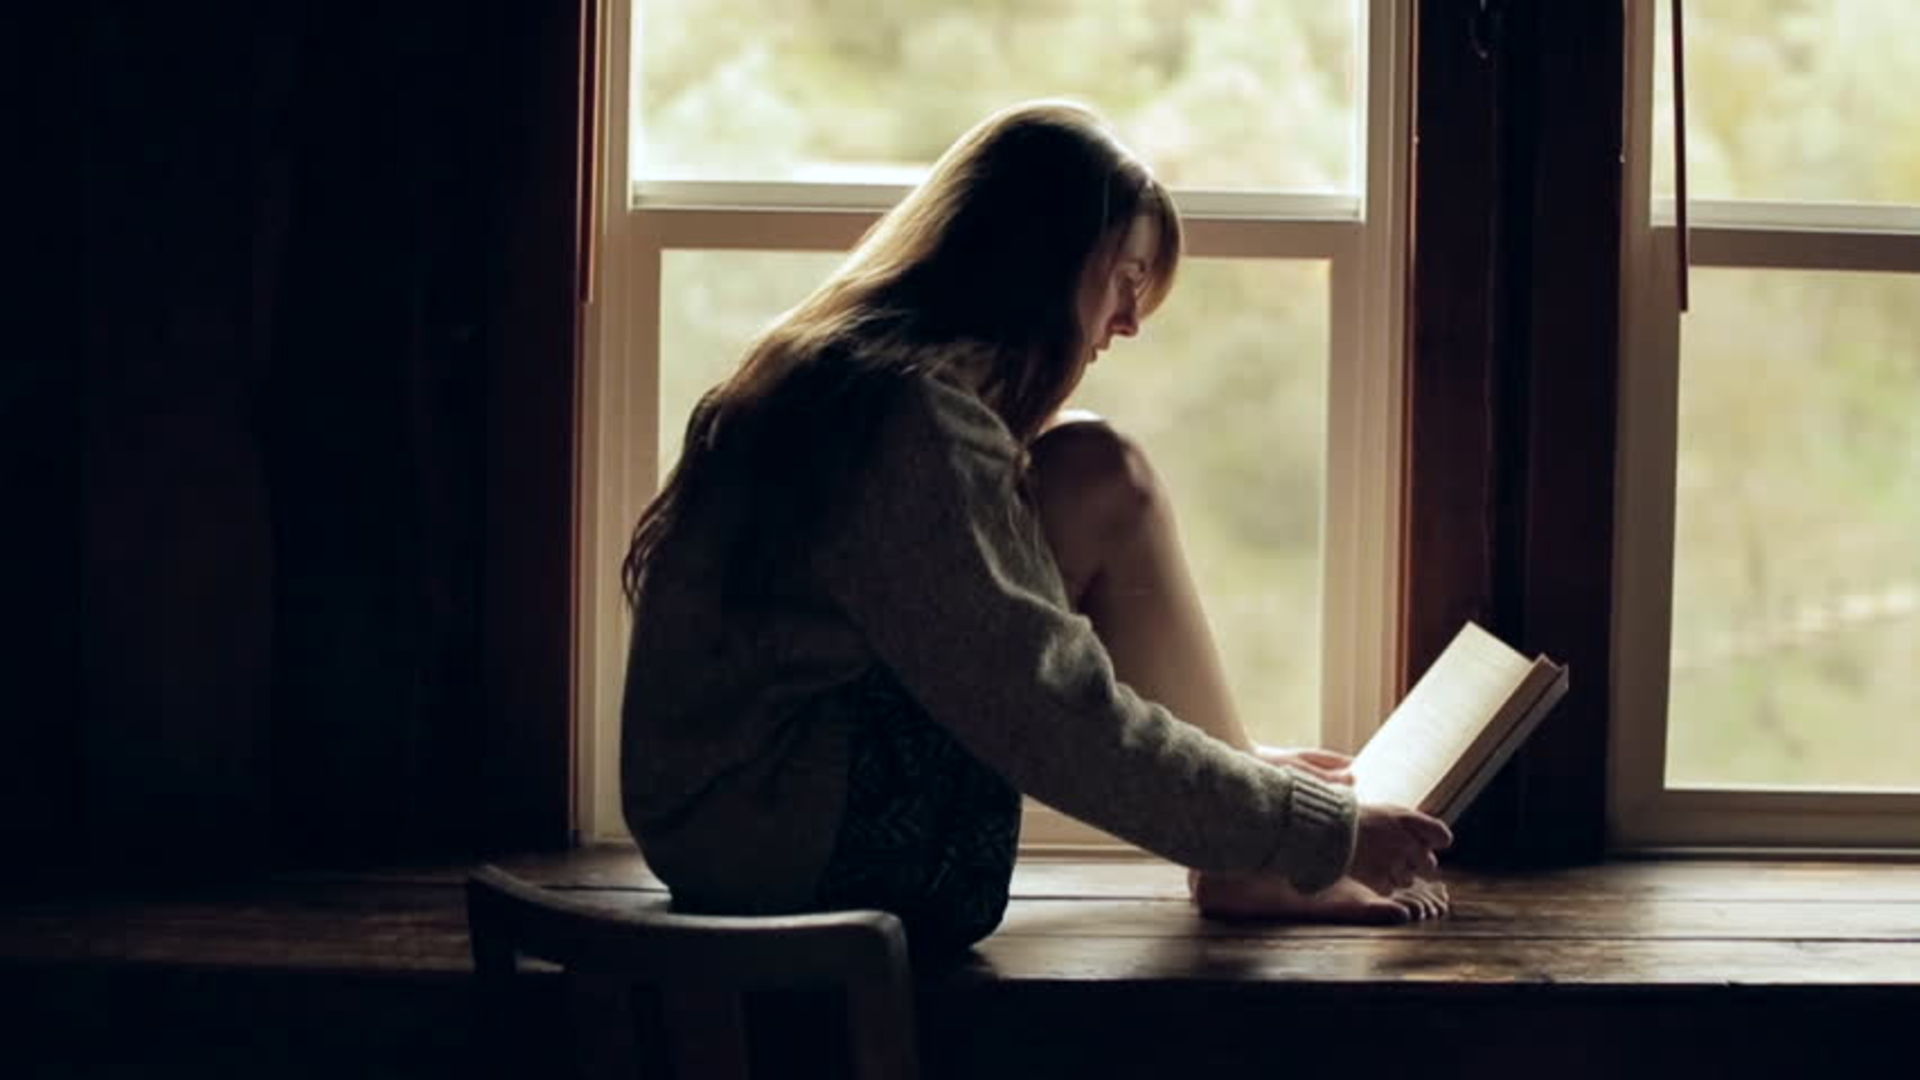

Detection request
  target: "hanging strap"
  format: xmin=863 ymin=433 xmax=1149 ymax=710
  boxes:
xmin=1671 ymin=0 xmax=1691 ymax=312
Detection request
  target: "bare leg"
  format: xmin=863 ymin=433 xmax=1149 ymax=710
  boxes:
xmin=1029 ymin=416 xmax=1444 ymax=924
xmin=1028 ymin=415 xmax=1252 ymax=753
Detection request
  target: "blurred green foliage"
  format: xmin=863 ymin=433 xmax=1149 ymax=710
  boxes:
xmin=1669 ymin=269 xmax=1919 ymax=788
xmin=1653 ymin=2 xmax=1920 ymax=788
xmin=635 ymin=0 xmax=1355 ymax=190
xmin=1655 ymin=0 xmax=1920 ymax=202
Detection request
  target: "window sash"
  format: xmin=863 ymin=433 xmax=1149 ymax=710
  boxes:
xmin=1655 ymin=199 xmax=1920 ymax=235
xmin=575 ymin=0 xmax=1413 ymax=849
xmin=632 ymin=181 xmax=1366 ymax=222
xmin=1610 ymin=0 xmax=1920 ymax=851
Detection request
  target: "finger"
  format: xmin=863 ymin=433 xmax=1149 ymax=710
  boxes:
xmin=1418 ymin=849 xmax=1440 ymax=874
xmin=1269 ymin=750 xmax=1347 ymax=783
xmin=1309 ymin=766 xmax=1355 ymax=786
xmin=1406 ymin=814 xmax=1455 ymax=851
xmin=1371 ymin=898 xmax=1414 ymax=926
xmin=1405 ymin=886 xmax=1437 ymax=921
xmin=1412 ymin=879 xmax=1449 ymax=919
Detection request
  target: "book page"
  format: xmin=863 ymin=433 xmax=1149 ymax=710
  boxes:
xmin=1430 ymin=662 xmax=1569 ymax=823
xmin=1351 ymin=623 xmax=1536 ymax=812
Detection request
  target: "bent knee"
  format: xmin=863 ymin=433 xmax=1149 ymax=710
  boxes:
xmin=1029 ymin=418 xmax=1165 ymax=527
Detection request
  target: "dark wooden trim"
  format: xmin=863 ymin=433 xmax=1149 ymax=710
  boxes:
xmin=1405 ymin=0 xmax=1622 ymax=866
xmin=1501 ymin=0 xmax=1623 ymax=866
xmin=478 ymin=0 xmax=593 ymax=852
xmin=1403 ymin=0 xmax=1506 ymax=682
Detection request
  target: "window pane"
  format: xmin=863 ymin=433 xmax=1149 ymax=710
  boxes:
xmin=634 ymin=1 xmax=1359 ymax=192
xmin=659 ymin=250 xmax=843 ymax=468
xmin=659 ymin=252 xmax=1329 ymax=750
xmin=1072 ymin=259 xmax=1328 ymax=751
xmin=1654 ymin=0 xmax=1920 ymax=205
xmin=1668 ymin=268 xmax=1920 ymax=789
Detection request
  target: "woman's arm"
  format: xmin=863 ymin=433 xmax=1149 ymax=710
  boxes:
xmin=817 ymin=373 xmax=1357 ymax=891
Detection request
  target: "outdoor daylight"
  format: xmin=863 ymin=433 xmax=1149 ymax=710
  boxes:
xmin=645 ymin=0 xmax=1356 ymax=751
xmin=641 ymin=0 xmax=1917 ymax=783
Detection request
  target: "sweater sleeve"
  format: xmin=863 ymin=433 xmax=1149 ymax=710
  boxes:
xmin=816 ymin=374 xmax=1356 ymax=891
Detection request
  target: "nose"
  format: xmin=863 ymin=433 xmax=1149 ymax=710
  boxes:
xmin=1110 ymin=299 xmax=1140 ymax=339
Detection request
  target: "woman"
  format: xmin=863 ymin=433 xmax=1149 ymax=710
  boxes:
xmin=620 ymin=101 xmax=1450 ymax=957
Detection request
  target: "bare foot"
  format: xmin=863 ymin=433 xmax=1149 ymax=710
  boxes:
xmin=1190 ymin=870 xmax=1451 ymax=924
xmin=1394 ymin=877 xmax=1450 ymax=920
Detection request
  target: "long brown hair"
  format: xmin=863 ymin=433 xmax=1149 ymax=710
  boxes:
xmin=621 ymin=101 xmax=1182 ymax=607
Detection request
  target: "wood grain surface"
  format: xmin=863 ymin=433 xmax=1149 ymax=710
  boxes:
xmin=7 ymin=851 xmax=1915 ymax=1077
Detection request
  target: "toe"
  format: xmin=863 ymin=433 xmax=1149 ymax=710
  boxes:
xmin=1373 ymin=902 xmax=1413 ymax=925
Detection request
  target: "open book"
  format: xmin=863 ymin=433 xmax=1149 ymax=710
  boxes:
xmin=1350 ymin=622 xmax=1569 ymax=825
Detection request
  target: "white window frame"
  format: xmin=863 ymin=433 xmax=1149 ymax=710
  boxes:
xmin=1611 ymin=0 xmax=1920 ymax=851
xmin=574 ymin=0 xmax=1415 ymax=850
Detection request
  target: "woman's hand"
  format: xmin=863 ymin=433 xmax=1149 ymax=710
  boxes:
xmin=1255 ymin=745 xmax=1355 ymax=786
xmin=1348 ymin=803 xmax=1453 ymax=896
xmin=1253 ymin=749 xmax=1447 ymax=893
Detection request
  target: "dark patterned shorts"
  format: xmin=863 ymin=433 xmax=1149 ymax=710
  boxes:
xmin=811 ymin=667 xmax=1022 ymax=959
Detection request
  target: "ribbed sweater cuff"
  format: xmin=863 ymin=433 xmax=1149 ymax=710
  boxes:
xmin=1275 ymin=771 xmax=1358 ymax=894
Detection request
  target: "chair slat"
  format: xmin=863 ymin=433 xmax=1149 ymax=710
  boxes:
xmin=847 ymin=979 xmax=920 ymax=1080
xmin=662 ymin=989 xmax=749 ymax=1080
xmin=569 ymin=973 xmax=643 ymax=1080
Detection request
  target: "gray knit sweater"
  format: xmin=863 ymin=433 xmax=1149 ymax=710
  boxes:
xmin=620 ymin=359 xmax=1357 ymax=914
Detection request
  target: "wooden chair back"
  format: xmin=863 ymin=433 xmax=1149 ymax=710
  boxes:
xmin=465 ymin=865 xmax=919 ymax=1079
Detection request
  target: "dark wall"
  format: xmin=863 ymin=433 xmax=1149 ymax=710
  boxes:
xmin=7 ymin=1 xmax=582 ymax=883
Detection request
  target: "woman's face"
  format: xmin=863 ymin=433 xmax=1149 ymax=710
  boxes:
xmin=1075 ymin=215 xmax=1158 ymax=369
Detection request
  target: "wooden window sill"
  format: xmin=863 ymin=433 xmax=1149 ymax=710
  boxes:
xmin=5 ymin=847 xmax=1916 ymax=1075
